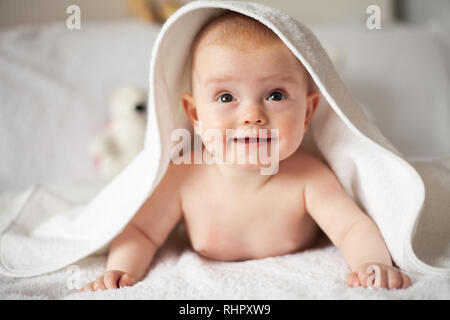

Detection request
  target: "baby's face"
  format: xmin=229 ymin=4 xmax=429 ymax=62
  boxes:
xmin=182 ymin=42 xmax=319 ymax=166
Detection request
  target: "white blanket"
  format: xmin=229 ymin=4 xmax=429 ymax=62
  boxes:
xmin=1 ymin=0 xmax=450 ymax=293
xmin=1 ymin=182 xmax=449 ymax=299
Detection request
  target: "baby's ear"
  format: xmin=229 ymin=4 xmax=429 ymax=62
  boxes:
xmin=304 ymin=91 xmax=320 ymax=130
xmin=181 ymin=92 xmax=198 ymax=127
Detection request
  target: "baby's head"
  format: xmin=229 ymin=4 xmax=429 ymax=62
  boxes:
xmin=182 ymin=11 xmax=319 ymax=167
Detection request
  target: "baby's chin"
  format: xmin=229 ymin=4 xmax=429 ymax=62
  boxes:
xmin=201 ymin=141 xmax=282 ymax=173
xmin=200 ymin=135 xmax=300 ymax=168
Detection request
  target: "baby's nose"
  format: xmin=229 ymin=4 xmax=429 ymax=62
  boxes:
xmin=239 ymin=105 xmax=268 ymax=126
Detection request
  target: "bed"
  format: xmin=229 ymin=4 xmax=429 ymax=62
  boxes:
xmin=1 ymin=16 xmax=449 ymax=299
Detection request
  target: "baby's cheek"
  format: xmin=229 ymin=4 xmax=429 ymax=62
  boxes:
xmin=195 ymin=111 xmax=229 ymax=133
xmin=194 ymin=118 xmax=229 ymax=153
xmin=281 ymin=117 xmax=304 ymax=142
xmin=277 ymin=119 xmax=305 ymax=157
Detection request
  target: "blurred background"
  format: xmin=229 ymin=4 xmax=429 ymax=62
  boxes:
xmin=0 ymin=0 xmax=449 ymax=194
xmin=2 ymin=0 xmax=450 ymax=26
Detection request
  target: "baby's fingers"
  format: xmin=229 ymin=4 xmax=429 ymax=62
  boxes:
xmin=400 ymin=272 xmax=412 ymax=289
xmin=92 ymin=277 xmax=107 ymax=291
xmin=118 ymin=274 xmax=136 ymax=288
xmin=387 ymin=268 xmax=403 ymax=289
xmin=80 ymin=281 xmax=95 ymax=292
xmin=346 ymin=272 xmax=361 ymax=287
xmin=358 ymin=265 xmax=388 ymax=289
xmin=348 ymin=264 xmax=412 ymax=290
xmin=103 ymin=271 xmax=121 ymax=289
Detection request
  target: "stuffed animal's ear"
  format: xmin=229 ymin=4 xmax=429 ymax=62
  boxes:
xmin=126 ymin=0 xmax=157 ymax=22
xmin=126 ymin=0 xmax=184 ymax=24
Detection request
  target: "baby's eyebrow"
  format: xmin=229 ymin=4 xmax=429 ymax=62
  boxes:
xmin=264 ymin=74 xmax=299 ymax=84
xmin=203 ymin=74 xmax=299 ymax=86
xmin=204 ymin=75 xmax=236 ymax=85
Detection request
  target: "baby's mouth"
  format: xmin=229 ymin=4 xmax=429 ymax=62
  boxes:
xmin=233 ymin=137 xmax=271 ymax=144
xmin=231 ymin=136 xmax=272 ymax=149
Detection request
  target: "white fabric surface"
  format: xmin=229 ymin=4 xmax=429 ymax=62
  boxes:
xmin=1 ymin=181 xmax=449 ymax=300
xmin=1 ymin=0 xmax=450 ymax=298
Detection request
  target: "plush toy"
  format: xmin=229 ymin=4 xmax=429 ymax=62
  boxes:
xmin=89 ymin=86 xmax=147 ymax=179
xmin=126 ymin=0 xmax=185 ymax=24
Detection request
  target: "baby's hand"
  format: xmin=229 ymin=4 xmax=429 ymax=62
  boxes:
xmin=346 ymin=262 xmax=411 ymax=289
xmin=80 ymin=270 xmax=137 ymax=292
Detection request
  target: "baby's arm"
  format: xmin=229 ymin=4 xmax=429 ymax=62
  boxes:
xmin=304 ymin=160 xmax=411 ymax=289
xmin=81 ymin=162 xmax=183 ymax=291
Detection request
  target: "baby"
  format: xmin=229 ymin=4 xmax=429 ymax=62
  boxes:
xmin=81 ymin=12 xmax=411 ymax=292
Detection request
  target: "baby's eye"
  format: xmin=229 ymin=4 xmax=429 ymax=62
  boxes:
xmin=267 ymin=90 xmax=287 ymax=101
xmin=217 ymin=93 xmax=235 ymax=103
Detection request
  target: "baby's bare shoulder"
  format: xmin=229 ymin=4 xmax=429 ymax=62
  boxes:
xmin=167 ymin=148 xmax=205 ymax=186
xmin=164 ymin=160 xmax=193 ymax=187
xmin=288 ymin=150 xmax=334 ymax=179
xmin=293 ymin=151 xmax=346 ymax=203
xmin=285 ymin=151 xmax=344 ymax=198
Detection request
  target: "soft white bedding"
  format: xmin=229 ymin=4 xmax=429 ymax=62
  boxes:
xmin=1 ymin=181 xmax=449 ymax=300
xmin=1 ymin=18 xmax=449 ymax=299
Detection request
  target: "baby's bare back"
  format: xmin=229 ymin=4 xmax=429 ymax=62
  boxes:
xmin=179 ymin=149 xmax=320 ymax=261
